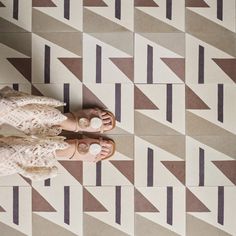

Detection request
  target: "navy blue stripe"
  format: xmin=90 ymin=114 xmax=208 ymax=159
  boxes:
xmin=218 ymin=84 xmax=224 ymax=123
xmin=147 ymin=45 xmax=153 ymax=84
xmin=115 ymin=0 xmax=121 ymax=19
xmin=96 ymin=45 xmax=102 ymax=83
xmin=44 ymin=179 xmax=51 ymax=186
xmin=64 ymin=83 xmax=70 ymax=113
xmin=217 ymin=0 xmax=223 ymax=20
xmin=167 ymin=187 xmax=173 ymax=225
xmin=147 ymin=148 xmax=153 ymax=187
xmin=13 ymin=84 xmax=19 ymax=91
xmin=64 ymin=0 xmax=70 ymax=19
xmin=96 ymin=161 xmax=102 ymax=186
xmin=44 ymin=45 xmax=50 ymax=84
xmin=13 ymin=0 xmax=18 ymax=20
xmin=13 ymin=186 xmax=19 ymax=225
xmin=166 ymin=84 xmax=172 ymax=123
xmin=198 ymin=45 xmax=204 ymax=84
xmin=115 ymin=83 xmax=121 ymax=122
xmin=166 ymin=0 xmax=172 ymax=20
xmin=115 ymin=186 xmax=121 ymax=224
xmin=64 ymin=186 xmax=70 ymax=225
xmin=218 ymin=186 xmax=224 ymax=225
xmin=199 ymin=148 xmax=205 ymax=186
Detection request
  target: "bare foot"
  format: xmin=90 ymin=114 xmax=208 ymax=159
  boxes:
xmin=64 ymin=108 xmax=115 ymax=133
xmin=56 ymin=138 xmax=115 ymax=162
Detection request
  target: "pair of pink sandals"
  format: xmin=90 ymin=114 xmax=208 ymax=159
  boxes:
xmin=68 ymin=108 xmax=116 ymax=162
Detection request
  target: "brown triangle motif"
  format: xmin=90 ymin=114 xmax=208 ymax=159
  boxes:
xmin=31 ymin=85 xmax=44 ymax=96
xmin=109 ymin=58 xmax=134 ymax=81
xmin=186 ymin=188 xmax=210 ymax=212
xmin=83 ymin=188 xmax=108 ymax=212
xmin=32 ymin=0 xmax=57 ymax=7
xmin=0 ymin=205 xmax=6 ymax=212
xmin=135 ymin=188 xmax=159 ymax=212
xmin=32 ymin=188 xmax=57 ymax=212
xmin=83 ymin=0 xmax=108 ymax=7
xmin=7 ymin=58 xmax=31 ymax=82
xmin=58 ymin=161 xmax=83 ymax=185
xmin=134 ymin=0 xmax=159 ymax=7
xmin=185 ymin=0 xmax=210 ymax=7
xmin=19 ymin=174 xmax=32 ymax=185
xmin=135 ymin=86 xmax=159 ymax=110
xmin=83 ymin=85 xmax=107 ymax=109
xmin=161 ymin=161 xmax=185 ymax=184
xmin=212 ymin=59 xmax=236 ymax=83
xmin=161 ymin=58 xmax=185 ymax=82
xmin=58 ymin=58 xmax=83 ymax=82
xmin=212 ymin=161 xmax=236 ymax=185
xmin=109 ymin=160 xmax=134 ymax=184
xmin=0 ymin=1 xmax=5 ymax=7
xmin=186 ymin=86 xmax=210 ymax=109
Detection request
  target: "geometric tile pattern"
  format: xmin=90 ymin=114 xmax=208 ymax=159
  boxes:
xmin=0 ymin=0 xmax=235 ymax=235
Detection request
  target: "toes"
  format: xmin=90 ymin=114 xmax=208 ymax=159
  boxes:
xmin=103 ymin=118 xmax=112 ymax=124
xmin=101 ymin=114 xmax=111 ymax=119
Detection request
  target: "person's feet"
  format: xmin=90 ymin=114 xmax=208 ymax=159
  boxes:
xmin=66 ymin=138 xmax=115 ymax=162
xmin=69 ymin=108 xmax=115 ymax=133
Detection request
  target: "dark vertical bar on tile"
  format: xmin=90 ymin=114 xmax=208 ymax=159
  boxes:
xmin=166 ymin=84 xmax=172 ymax=123
xmin=115 ymin=0 xmax=121 ymax=19
xmin=44 ymin=179 xmax=51 ymax=186
xmin=217 ymin=0 xmax=223 ymax=21
xmin=13 ymin=84 xmax=19 ymax=91
xmin=64 ymin=0 xmax=70 ymax=20
xmin=147 ymin=148 xmax=153 ymax=187
xmin=147 ymin=45 xmax=153 ymax=84
xmin=64 ymin=83 xmax=70 ymax=113
xmin=115 ymin=83 xmax=121 ymax=122
xmin=199 ymin=148 xmax=205 ymax=186
xmin=96 ymin=161 xmax=102 ymax=186
xmin=13 ymin=186 xmax=19 ymax=225
xmin=115 ymin=186 xmax=121 ymax=224
xmin=96 ymin=45 xmax=102 ymax=83
xmin=44 ymin=45 xmax=50 ymax=84
xmin=218 ymin=186 xmax=224 ymax=225
xmin=13 ymin=0 xmax=18 ymax=20
xmin=64 ymin=186 xmax=70 ymax=225
xmin=218 ymin=84 xmax=224 ymax=123
xmin=167 ymin=186 xmax=173 ymax=225
xmin=166 ymin=0 xmax=172 ymax=20
xmin=198 ymin=45 xmax=204 ymax=84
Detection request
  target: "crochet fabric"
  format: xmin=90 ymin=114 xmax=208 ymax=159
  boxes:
xmin=0 ymin=86 xmax=70 ymax=181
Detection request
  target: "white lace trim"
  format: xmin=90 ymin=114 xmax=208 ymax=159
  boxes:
xmin=0 ymin=135 xmax=69 ymax=179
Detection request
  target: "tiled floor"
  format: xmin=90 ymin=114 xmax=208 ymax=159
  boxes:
xmin=0 ymin=0 xmax=236 ymax=235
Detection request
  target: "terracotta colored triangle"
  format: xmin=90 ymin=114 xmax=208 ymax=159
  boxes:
xmin=212 ymin=161 xmax=236 ymax=185
xmin=7 ymin=58 xmax=31 ymax=82
xmin=185 ymin=0 xmax=210 ymax=7
xmin=135 ymin=86 xmax=159 ymax=110
xmin=31 ymin=85 xmax=44 ymax=96
xmin=109 ymin=58 xmax=134 ymax=81
xmin=134 ymin=0 xmax=159 ymax=7
xmin=83 ymin=85 xmax=107 ymax=109
xmin=0 ymin=205 xmax=6 ymax=212
xmin=83 ymin=188 xmax=108 ymax=212
xmin=109 ymin=160 xmax=134 ymax=184
xmin=32 ymin=188 xmax=56 ymax=212
xmin=135 ymin=188 xmax=159 ymax=212
xmin=19 ymin=174 xmax=32 ymax=185
xmin=186 ymin=86 xmax=210 ymax=109
xmin=161 ymin=161 xmax=185 ymax=184
xmin=32 ymin=0 xmax=57 ymax=7
xmin=161 ymin=58 xmax=185 ymax=82
xmin=186 ymin=188 xmax=210 ymax=212
xmin=83 ymin=0 xmax=108 ymax=7
xmin=212 ymin=59 xmax=236 ymax=83
xmin=58 ymin=58 xmax=82 ymax=82
xmin=58 ymin=161 xmax=83 ymax=185
xmin=0 ymin=1 xmax=5 ymax=7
